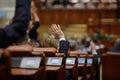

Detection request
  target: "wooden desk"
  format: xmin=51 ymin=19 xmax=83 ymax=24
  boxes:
xmin=102 ymin=52 xmax=120 ymax=80
xmin=66 ymin=65 xmax=78 ymax=80
xmin=46 ymin=66 xmax=61 ymax=71
xmin=11 ymin=67 xmax=46 ymax=80
xmin=65 ymin=57 xmax=78 ymax=80
xmin=45 ymin=66 xmax=66 ymax=80
xmin=0 ymin=49 xmax=11 ymax=80
xmin=33 ymin=48 xmax=57 ymax=56
xmin=78 ymin=64 xmax=87 ymax=78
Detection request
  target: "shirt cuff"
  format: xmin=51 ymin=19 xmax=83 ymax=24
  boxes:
xmin=59 ymin=36 xmax=66 ymax=41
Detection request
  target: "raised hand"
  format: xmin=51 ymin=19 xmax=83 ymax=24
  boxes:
xmin=49 ymin=24 xmax=64 ymax=39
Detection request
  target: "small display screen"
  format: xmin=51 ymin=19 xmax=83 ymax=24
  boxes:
xmin=87 ymin=58 xmax=93 ymax=64
xmin=26 ymin=60 xmax=35 ymax=66
xmin=46 ymin=57 xmax=63 ymax=66
xmin=66 ymin=58 xmax=75 ymax=64
xmin=66 ymin=59 xmax=73 ymax=64
xmin=20 ymin=57 xmax=41 ymax=68
xmin=78 ymin=58 xmax=85 ymax=63
xmin=51 ymin=58 xmax=59 ymax=64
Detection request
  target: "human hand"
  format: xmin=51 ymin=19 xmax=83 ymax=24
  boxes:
xmin=31 ymin=1 xmax=37 ymax=13
xmin=89 ymin=40 xmax=95 ymax=51
xmin=49 ymin=24 xmax=65 ymax=39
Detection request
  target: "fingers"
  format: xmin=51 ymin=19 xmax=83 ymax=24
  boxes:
xmin=57 ymin=24 xmax=61 ymax=30
xmin=50 ymin=24 xmax=60 ymax=33
xmin=51 ymin=24 xmax=57 ymax=32
xmin=49 ymin=27 xmax=53 ymax=35
xmin=49 ymin=24 xmax=64 ymax=39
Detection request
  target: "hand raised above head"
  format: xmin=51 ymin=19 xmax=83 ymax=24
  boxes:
xmin=49 ymin=24 xmax=65 ymax=39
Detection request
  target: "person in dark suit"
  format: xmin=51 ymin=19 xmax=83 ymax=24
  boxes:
xmin=50 ymin=24 xmax=70 ymax=79
xmin=50 ymin=24 xmax=69 ymax=56
xmin=109 ymin=39 xmax=120 ymax=52
xmin=0 ymin=0 xmax=31 ymax=48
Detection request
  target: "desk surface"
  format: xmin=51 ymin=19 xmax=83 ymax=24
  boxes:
xmin=11 ymin=68 xmax=43 ymax=76
xmin=65 ymin=65 xmax=74 ymax=69
xmin=33 ymin=48 xmax=57 ymax=53
xmin=78 ymin=64 xmax=85 ymax=67
xmin=45 ymin=66 xmax=61 ymax=71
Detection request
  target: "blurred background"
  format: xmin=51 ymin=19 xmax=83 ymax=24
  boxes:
xmin=0 ymin=0 xmax=120 ymax=48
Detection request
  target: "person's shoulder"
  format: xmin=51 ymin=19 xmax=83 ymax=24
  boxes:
xmin=60 ymin=40 xmax=69 ymax=44
xmin=108 ymin=47 xmax=120 ymax=53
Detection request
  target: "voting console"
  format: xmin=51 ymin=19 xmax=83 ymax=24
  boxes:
xmin=65 ymin=57 xmax=78 ymax=80
xmin=11 ymin=57 xmax=46 ymax=80
xmin=45 ymin=57 xmax=66 ymax=80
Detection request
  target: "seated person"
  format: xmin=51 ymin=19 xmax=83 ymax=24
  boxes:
xmin=0 ymin=0 xmax=31 ymax=48
xmin=49 ymin=24 xmax=69 ymax=56
xmin=50 ymin=24 xmax=70 ymax=79
xmin=109 ymin=39 xmax=120 ymax=52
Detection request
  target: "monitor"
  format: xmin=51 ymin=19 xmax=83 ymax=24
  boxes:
xmin=66 ymin=58 xmax=75 ymax=65
xmin=51 ymin=58 xmax=59 ymax=64
xmin=78 ymin=58 xmax=85 ymax=64
xmin=46 ymin=57 xmax=63 ymax=66
xmin=20 ymin=57 xmax=42 ymax=68
xmin=87 ymin=58 xmax=93 ymax=64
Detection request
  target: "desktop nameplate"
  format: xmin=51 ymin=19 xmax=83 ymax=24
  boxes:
xmin=78 ymin=58 xmax=85 ymax=64
xmin=46 ymin=57 xmax=63 ymax=66
xmin=66 ymin=58 xmax=75 ymax=65
xmin=11 ymin=57 xmax=42 ymax=69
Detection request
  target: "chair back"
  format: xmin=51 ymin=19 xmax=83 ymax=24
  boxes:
xmin=0 ymin=49 xmax=11 ymax=80
xmin=102 ymin=52 xmax=120 ymax=80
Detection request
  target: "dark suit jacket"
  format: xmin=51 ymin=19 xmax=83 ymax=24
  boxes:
xmin=109 ymin=46 xmax=120 ymax=52
xmin=0 ymin=0 xmax=31 ymax=48
xmin=28 ymin=21 xmax=40 ymax=41
xmin=58 ymin=40 xmax=69 ymax=56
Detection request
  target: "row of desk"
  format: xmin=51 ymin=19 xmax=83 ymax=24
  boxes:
xmin=0 ymin=45 xmax=101 ymax=80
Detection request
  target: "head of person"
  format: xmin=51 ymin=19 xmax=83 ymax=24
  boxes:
xmin=115 ymin=39 xmax=120 ymax=47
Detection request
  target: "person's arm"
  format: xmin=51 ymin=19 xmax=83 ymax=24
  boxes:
xmin=28 ymin=1 xmax=40 ymax=40
xmin=31 ymin=1 xmax=40 ymax=23
xmin=29 ymin=14 xmax=40 ymax=40
xmin=31 ymin=1 xmax=40 ymax=27
xmin=0 ymin=0 xmax=31 ymax=48
xmin=5 ymin=0 xmax=31 ymax=37
xmin=50 ymin=24 xmax=69 ymax=56
xmin=33 ymin=12 xmax=40 ymax=23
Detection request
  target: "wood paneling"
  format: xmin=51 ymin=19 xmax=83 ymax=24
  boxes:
xmin=37 ymin=9 xmax=120 ymax=35
xmin=37 ymin=9 xmax=100 ymax=25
